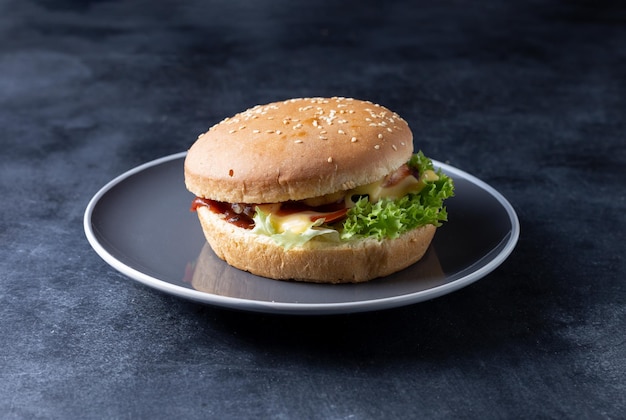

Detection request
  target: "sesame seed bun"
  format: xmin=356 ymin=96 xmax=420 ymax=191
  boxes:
xmin=184 ymin=97 xmax=413 ymax=203
xmin=195 ymin=206 xmax=436 ymax=283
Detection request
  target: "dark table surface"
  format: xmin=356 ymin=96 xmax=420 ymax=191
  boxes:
xmin=2 ymin=0 xmax=625 ymax=418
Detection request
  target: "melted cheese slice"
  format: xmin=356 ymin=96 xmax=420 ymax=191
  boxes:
xmin=272 ymin=211 xmax=323 ymax=234
xmin=255 ymin=206 xmax=326 ymax=234
xmin=347 ymin=169 xmax=438 ymax=205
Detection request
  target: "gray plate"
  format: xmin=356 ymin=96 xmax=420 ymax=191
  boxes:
xmin=84 ymin=152 xmax=519 ymax=315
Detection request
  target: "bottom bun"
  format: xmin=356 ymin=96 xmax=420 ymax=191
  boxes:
xmin=196 ymin=206 xmax=437 ymax=284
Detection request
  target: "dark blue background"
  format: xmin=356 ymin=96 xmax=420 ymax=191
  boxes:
xmin=1 ymin=0 xmax=624 ymax=418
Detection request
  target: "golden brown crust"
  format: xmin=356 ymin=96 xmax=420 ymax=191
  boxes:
xmin=184 ymin=97 xmax=413 ymax=203
xmin=195 ymin=206 xmax=436 ymax=283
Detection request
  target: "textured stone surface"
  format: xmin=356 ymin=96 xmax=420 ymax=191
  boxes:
xmin=1 ymin=0 xmax=624 ymax=418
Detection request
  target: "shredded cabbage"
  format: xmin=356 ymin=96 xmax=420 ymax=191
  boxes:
xmin=251 ymin=208 xmax=339 ymax=250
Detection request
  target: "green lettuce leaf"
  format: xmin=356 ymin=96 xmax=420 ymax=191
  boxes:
xmin=251 ymin=152 xmax=454 ymax=247
xmin=340 ymin=152 xmax=454 ymax=240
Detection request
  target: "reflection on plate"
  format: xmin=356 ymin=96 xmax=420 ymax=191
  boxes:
xmin=188 ymin=242 xmax=446 ymax=303
xmin=84 ymin=152 xmax=519 ymax=315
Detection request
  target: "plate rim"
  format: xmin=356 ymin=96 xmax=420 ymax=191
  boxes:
xmin=84 ymin=152 xmax=520 ymax=315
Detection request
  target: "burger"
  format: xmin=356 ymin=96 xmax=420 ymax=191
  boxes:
xmin=184 ymin=97 xmax=454 ymax=283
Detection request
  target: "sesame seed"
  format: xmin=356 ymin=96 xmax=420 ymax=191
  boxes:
xmin=253 ymin=129 xmax=260 ymax=133
xmin=377 ymin=133 xmax=384 ymax=139
xmin=276 ymin=130 xmax=282 ymax=135
xmin=319 ymin=136 xmax=328 ymax=140
xmin=387 ymin=127 xmax=393 ymax=132
xmin=294 ymin=123 xmax=303 ymax=129
xmin=312 ymin=120 xmax=318 ymax=127
xmin=327 ymin=157 xmax=333 ymax=163
xmin=374 ymin=144 xmax=380 ymax=150
xmin=228 ymin=129 xmax=236 ymax=134
xmin=338 ymin=129 xmax=345 ymax=135
xmin=239 ymin=126 xmax=246 ymax=130
xmin=266 ymin=130 xmax=275 ymax=133
xmin=351 ymin=137 xmax=358 ymax=143
xmin=392 ymin=144 xmax=397 ymax=151
xmin=294 ymin=139 xmax=303 ymax=144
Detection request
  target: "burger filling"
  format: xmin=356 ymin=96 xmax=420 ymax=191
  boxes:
xmin=191 ymin=151 xmax=454 ymax=249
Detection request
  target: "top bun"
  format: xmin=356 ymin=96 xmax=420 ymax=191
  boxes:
xmin=184 ymin=97 xmax=413 ymax=203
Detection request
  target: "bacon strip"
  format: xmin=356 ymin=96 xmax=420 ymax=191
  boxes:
xmin=310 ymin=208 xmax=348 ymax=223
xmin=382 ymin=164 xmax=412 ymax=188
xmin=191 ymin=197 xmax=256 ymax=229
